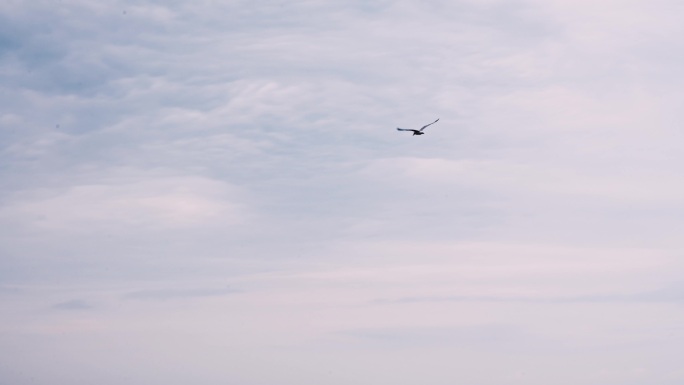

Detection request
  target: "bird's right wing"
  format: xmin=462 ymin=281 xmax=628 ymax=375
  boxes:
xmin=397 ymin=128 xmax=413 ymax=131
xmin=419 ymin=118 xmax=440 ymax=131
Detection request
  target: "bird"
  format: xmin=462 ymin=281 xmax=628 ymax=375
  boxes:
xmin=397 ymin=118 xmax=439 ymax=136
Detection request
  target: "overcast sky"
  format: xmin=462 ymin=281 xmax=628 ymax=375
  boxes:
xmin=2 ymin=0 xmax=684 ymax=384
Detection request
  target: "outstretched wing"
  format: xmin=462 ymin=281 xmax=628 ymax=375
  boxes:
xmin=397 ymin=128 xmax=415 ymax=132
xmin=419 ymin=118 xmax=439 ymax=131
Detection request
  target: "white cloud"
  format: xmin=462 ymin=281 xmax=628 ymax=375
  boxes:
xmin=1 ymin=174 xmax=245 ymax=232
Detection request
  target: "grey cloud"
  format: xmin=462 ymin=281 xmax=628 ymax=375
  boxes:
xmin=0 ymin=285 xmax=21 ymax=294
xmin=52 ymin=299 xmax=93 ymax=310
xmin=336 ymin=324 xmax=541 ymax=349
xmin=373 ymin=283 xmax=684 ymax=305
xmin=123 ymin=287 xmax=239 ymax=300
xmin=632 ymin=283 xmax=684 ymax=303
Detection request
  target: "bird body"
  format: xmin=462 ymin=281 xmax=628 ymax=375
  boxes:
xmin=397 ymin=118 xmax=439 ymax=136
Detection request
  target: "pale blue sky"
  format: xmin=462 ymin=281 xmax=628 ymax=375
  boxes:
xmin=2 ymin=0 xmax=684 ymax=384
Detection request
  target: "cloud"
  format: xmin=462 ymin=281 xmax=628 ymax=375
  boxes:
xmin=335 ymin=324 xmax=543 ymax=349
xmin=3 ymin=0 xmax=684 ymax=384
xmin=1 ymin=174 xmax=245 ymax=232
xmin=372 ymin=290 xmax=684 ymax=305
xmin=123 ymin=287 xmax=239 ymax=301
xmin=52 ymin=299 xmax=93 ymax=311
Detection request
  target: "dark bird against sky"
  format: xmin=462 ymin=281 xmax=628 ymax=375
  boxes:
xmin=396 ymin=118 xmax=439 ymax=136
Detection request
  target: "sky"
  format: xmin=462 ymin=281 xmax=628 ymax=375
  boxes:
xmin=2 ymin=0 xmax=684 ymax=384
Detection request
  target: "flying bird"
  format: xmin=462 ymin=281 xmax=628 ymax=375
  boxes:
xmin=397 ymin=118 xmax=439 ymax=136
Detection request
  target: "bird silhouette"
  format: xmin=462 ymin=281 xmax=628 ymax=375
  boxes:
xmin=397 ymin=118 xmax=439 ymax=136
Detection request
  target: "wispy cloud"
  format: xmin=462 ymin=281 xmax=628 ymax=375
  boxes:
xmin=3 ymin=0 xmax=684 ymax=383
xmin=123 ymin=287 xmax=239 ymax=301
xmin=372 ymin=289 xmax=684 ymax=305
xmin=335 ymin=324 xmax=536 ymax=348
xmin=52 ymin=299 xmax=93 ymax=311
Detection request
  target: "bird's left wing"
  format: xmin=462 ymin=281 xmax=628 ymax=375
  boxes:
xmin=419 ymin=118 xmax=440 ymax=131
xmin=396 ymin=128 xmax=413 ymax=131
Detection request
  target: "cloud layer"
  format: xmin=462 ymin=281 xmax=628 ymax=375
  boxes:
xmin=2 ymin=0 xmax=684 ymax=384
